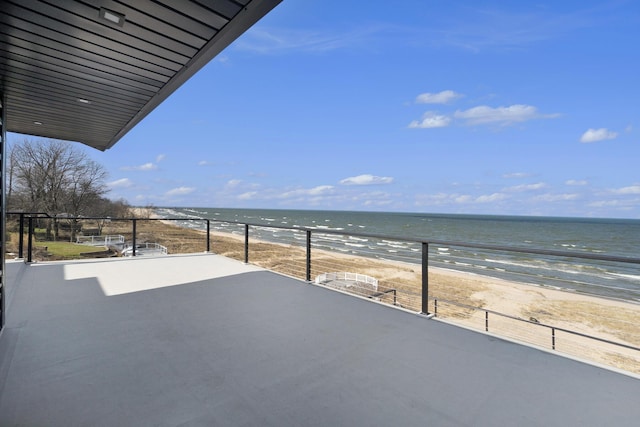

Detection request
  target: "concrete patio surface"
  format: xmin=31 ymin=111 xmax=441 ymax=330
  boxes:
xmin=1 ymin=254 xmax=639 ymax=426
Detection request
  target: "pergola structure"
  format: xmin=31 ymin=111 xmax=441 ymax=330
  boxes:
xmin=0 ymin=0 xmax=282 ymax=331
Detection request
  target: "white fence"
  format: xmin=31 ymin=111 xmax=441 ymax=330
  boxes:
xmin=315 ymin=272 xmax=378 ymax=291
xmin=76 ymin=235 xmax=125 ymax=246
xmin=122 ymin=243 xmax=168 ymax=257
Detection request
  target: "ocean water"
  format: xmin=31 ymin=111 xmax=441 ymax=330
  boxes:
xmin=155 ymin=207 xmax=640 ymax=302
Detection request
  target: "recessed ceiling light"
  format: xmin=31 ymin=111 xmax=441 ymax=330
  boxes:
xmin=99 ymin=7 xmax=125 ymax=27
xmin=34 ymin=121 xmax=42 ymax=125
xmin=78 ymin=98 xmax=91 ymax=104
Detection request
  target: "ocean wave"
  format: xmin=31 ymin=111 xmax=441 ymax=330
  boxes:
xmin=345 ymin=242 xmax=365 ymax=248
xmin=609 ymin=273 xmax=640 ymax=282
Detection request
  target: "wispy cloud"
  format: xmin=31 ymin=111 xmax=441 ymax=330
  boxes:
xmin=165 ymin=187 xmax=195 ymax=197
xmin=532 ymin=193 xmax=579 ymax=202
xmin=236 ymin=25 xmax=391 ymax=54
xmin=226 ymin=179 xmax=243 ymax=188
xmin=121 ymin=162 xmax=157 ymax=171
xmin=503 ymin=182 xmax=547 ymax=192
xmin=156 ymin=154 xmax=166 ymax=163
xmin=238 ymin=191 xmax=258 ymax=200
xmin=566 ymin=179 xmax=588 ymax=186
xmin=580 ymin=128 xmax=618 ymax=143
xmin=339 ymin=174 xmax=394 ymax=185
xmin=240 ymin=4 xmax=600 ymax=56
xmin=475 ymin=193 xmax=508 ymax=203
xmin=433 ymin=5 xmax=599 ymax=52
xmin=454 ymin=105 xmax=560 ymax=126
xmin=279 ymin=185 xmax=334 ymax=198
xmin=610 ymin=184 xmax=640 ymax=195
xmin=503 ymin=172 xmax=532 ymax=179
xmin=415 ymin=90 xmax=463 ymax=104
xmin=408 ymin=112 xmax=452 ymax=129
xmin=416 ymin=192 xmax=509 ymax=206
xmin=108 ymin=178 xmax=133 ymax=188
xmin=409 ymin=98 xmax=559 ymax=129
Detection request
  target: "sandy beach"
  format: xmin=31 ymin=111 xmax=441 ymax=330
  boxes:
xmin=114 ymin=213 xmax=640 ymax=374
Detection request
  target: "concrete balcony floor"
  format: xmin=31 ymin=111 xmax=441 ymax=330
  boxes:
xmin=1 ymin=254 xmax=639 ymax=426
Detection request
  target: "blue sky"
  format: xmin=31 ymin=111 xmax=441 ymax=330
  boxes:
xmin=11 ymin=0 xmax=640 ymax=218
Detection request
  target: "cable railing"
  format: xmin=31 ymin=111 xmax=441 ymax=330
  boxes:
xmin=76 ymin=235 xmax=125 ymax=246
xmin=7 ymin=211 xmax=640 ymax=373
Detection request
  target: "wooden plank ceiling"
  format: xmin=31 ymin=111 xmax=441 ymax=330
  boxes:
xmin=0 ymin=0 xmax=281 ymax=150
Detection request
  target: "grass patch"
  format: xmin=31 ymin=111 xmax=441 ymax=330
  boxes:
xmin=37 ymin=241 xmax=108 ymax=258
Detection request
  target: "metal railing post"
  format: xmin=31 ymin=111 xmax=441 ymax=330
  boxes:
xmin=132 ymin=219 xmax=137 ymax=257
xmin=485 ymin=311 xmax=489 ymax=332
xmin=18 ymin=213 xmax=24 ymax=258
xmin=552 ymin=328 xmax=556 ymax=350
xmin=244 ymin=224 xmax=249 ymax=264
xmin=306 ymin=230 xmax=312 ymax=282
xmin=206 ymin=219 xmax=210 ymax=253
xmin=421 ymin=242 xmax=429 ymax=314
xmin=27 ymin=216 xmax=33 ymax=263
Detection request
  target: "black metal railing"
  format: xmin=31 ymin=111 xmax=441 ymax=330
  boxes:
xmin=8 ymin=213 xmax=212 ymax=259
xmin=433 ymin=297 xmax=640 ymax=353
xmin=8 ymin=212 xmax=640 ymax=369
xmin=10 ymin=212 xmax=640 ymax=305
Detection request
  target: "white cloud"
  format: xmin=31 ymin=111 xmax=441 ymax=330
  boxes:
xmin=307 ymin=185 xmax=334 ymax=195
xmin=156 ymin=154 xmax=166 ymax=163
xmin=121 ymin=162 xmax=157 ymax=171
xmin=226 ymin=179 xmax=242 ymax=188
xmin=566 ymin=179 xmax=588 ymax=186
xmin=363 ymin=199 xmax=393 ymax=207
xmin=532 ymin=193 xmax=579 ymax=202
xmin=588 ymin=198 xmax=640 ymax=209
xmin=454 ymin=104 xmax=559 ymax=126
xmin=415 ymin=90 xmax=462 ymax=104
xmin=238 ymin=191 xmax=258 ymax=200
xmin=408 ymin=112 xmax=451 ymax=128
xmin=503 ymin=182 xmax=546 ymax=192
xmin=280 ymin=185 xmax=334 ymax=199
xmin=108 ymin=178 xmax=133 ymax=188
xmin=580 ymin=128 xmax=618 ymax=143
xmin=416 ymin=192 xmax=508 ymax=205
xmin=339 ymin=174 xmax=394 ymax=185
xmin=165 ymin=186 xmax=195 ymax=196
xmin=503 ymin=172 xmax=531 ymax=179
xmin=475 ymin=193 xmax=508 ymax=203
xmin=610 ymin=185 xmax=640 ymax=195
xmin=454 ymin=194 xmax=473 ymax=203
xmin=198 ymin=160 xmax=211 ymax=166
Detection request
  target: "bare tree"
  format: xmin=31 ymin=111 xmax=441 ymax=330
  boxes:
xmin=85 ymin=197 xmax=132 ymax=235
xmin=9 ymin=139 xmax=109 ymax=240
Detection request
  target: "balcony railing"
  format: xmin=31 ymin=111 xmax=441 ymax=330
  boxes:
xmin=8 ymin=211 xmax=640 ymax=373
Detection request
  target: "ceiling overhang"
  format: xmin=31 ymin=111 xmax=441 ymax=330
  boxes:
xmin=0 ymin=0 xmax=281 ymax=151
